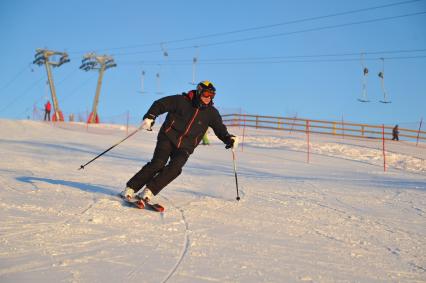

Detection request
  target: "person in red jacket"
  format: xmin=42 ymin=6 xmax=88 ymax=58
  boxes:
xmin=44 ymin=101 xmax=51 ymax=121
xmin=121 ymin=81 xmax=238 ymax=203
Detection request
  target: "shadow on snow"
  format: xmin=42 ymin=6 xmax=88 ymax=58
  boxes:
xmin=16 ymin=176 xmax=117 ymax=197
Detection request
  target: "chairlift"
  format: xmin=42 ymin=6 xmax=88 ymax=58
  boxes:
xmin=161 ymin=43 xmax=169 ymax=57
xmin=138 ymin=70 xmax=147 ymax=94
xmin=58 ymin=55 xmax=70 ymax=66
xmin=105 ymin=63 xmax=117 ymax=70
xmin=155 ymin=72 xmax=164 ymax=95
xmin=35 ymin=49 xmax=44 ymax=57
xmin=33 ymin=55 xmax=46 ymax=66
xmin=189 ymin=57 xmax=198 ymax=86
xmin=189 ymin=46 xmax=199 ymax=86
xmin=358 ymin=53 xmax=370 ymax=103
xmin=378 ymin=58 xmax=391 ymax=104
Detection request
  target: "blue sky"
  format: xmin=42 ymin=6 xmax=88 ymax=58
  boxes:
xmin=1 ymin=0 xmax=425 ymax=127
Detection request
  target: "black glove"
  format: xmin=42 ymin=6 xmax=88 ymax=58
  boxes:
xmin=224 ymin=134 xmax=236 ymax=149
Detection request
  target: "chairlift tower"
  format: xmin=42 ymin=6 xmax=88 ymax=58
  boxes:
xmin=33 ymin=48 xmax=70 ymax=121
xmin=80 ymin=53 xmax=116 ymax=123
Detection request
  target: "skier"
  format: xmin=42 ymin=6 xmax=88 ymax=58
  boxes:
xmin=44 ymin=100 xmax=51 ymax=121
xmin=392 ymin=125 xmax=399 ymax=141
xmin=121 ymin=81 xmax=238 ymax=203
xmin=202 ymin=130 xmax=210 ymax=145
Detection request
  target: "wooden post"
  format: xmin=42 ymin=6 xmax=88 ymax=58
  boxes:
xmin=306 ymin=120 xmax=310 ymax=163
xmin=382 ymin=124 xmax=386 ymax=172
xmin=241 ymin=114 xmax=246 ymax=152
xmin=126 ymin=110 xmax=130 ymax=136
xmin=289 ymin=114 xmax=297 ymax=134
xmin=256 ymin=115 xmax=259 ymax=129
xmin=86 ymin=110 xmax=89 ymax=132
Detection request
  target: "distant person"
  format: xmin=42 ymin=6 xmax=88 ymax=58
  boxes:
xmin=44 ymin=101 xmax=51 ymax=121
xmin=202 ymin=130 xmax=210 ymax=145
xmin=392 ymin=125 xmax=399 ymax=141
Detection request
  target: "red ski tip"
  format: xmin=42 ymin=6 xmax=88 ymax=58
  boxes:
xmin=135 ymin=200 xmax=145 ymax=209
xmin=154 ymin=205 xmax=165 ymax=212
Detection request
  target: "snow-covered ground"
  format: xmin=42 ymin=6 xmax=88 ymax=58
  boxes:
xmin=0 ymin=120 xmax=425 ymax=283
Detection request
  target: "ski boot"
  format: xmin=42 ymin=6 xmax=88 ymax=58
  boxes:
xmin=135 ymin=188 xmax=154 ymax=209
xmin=120 ymin=187 xmax=135 ymax=200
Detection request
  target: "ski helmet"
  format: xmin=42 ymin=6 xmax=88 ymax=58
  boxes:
xmin=196 ymin=81 xmax=216 ymax=98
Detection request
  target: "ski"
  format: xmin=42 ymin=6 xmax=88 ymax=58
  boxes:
xmin=119 ymin=194 xmax=165 ymax=212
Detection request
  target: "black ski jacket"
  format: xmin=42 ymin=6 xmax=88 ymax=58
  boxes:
xmin=143 ymin=91 xmax=232 ymax=154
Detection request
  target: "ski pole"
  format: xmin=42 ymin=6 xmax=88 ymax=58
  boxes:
xmin=231 ymin=148 xmax=240 ymax=201
xmin=78 ymin=126 xmax=142 ymax=170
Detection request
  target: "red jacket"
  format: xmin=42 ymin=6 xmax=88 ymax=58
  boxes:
xmin=45 ymin=101 xmax=51 ymax=111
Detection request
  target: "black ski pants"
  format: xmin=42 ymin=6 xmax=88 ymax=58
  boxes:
xmin=44 ymin=110 xmax=51 ymax=121
xmin=127 ymin=133 xmax=190 ymax=195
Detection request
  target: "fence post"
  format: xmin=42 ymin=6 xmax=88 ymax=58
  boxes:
xmin=289 ymin=114 xmax=297 ymax=134
xmin=361 ymin=125 xmax=365 ymax=137
xmin=241 ymin=114 xmax=246 ymax=152
xmin=332 ymin=122 xmax=336 ymax=135
xmin=306 ymin=120 xmax=310 ymax=164
xmin=341 ymin=115 xmax=345 ymax=139
xmin=382 ymin=124 xmax=386 ymax=172
xmin=86 ymin=109 xmax=89 ymax=132
xmin=256 ymin=115 xmax=259 ymax=129
xmin=416 ymin=117 xmax=423 ymax=146
xmin=126 ymin=110 xmax=130 ymax=136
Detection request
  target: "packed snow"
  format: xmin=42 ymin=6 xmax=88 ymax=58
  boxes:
xmin=0 ymin=119 xmax=425 ymax=283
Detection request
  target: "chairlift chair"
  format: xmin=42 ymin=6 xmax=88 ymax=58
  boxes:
xmin=378 ymin=58 xmax=391 ymax=104
xmin=155 ymin=72 xmax=164 ymax=95
xmin=189 ymin=56 xmax=198 ymax=85
xmin=358 ymin=53 xmax=370 ymax=103
xmin=138 ymin=70 xmax=147 ymax=94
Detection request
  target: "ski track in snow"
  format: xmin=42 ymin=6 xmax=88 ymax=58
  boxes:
xmin=159 ymin=195 xmax=190 ymax=283
xmin=0 ymin=120 xmax=425 ymax=282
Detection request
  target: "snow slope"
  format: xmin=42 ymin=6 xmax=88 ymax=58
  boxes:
xmin=0 ymin=120 xmax=425 ymax=283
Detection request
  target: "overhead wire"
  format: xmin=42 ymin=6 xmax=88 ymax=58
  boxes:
xmin=68 ymin=0 xmax=424 ymax=55
xmin=118 ymin=49 xmax=426 ymax=66
xmin=3 ymin=1 xmax=426 ymax=117
xmin=1 ymin=63 xmax=84 ymax=116
xmin=0 ymin=76 xmax=44 ymax=114
xmin=0 ymin=63 xmax=32 ymax=92
xmin=107 ymin=11 xmax=426 ymax=58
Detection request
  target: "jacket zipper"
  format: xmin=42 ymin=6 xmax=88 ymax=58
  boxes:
xmin=165 ymin=120 xmax=175 ymax=133
xmin=177 ymin=108 xmax=199 ymax=148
